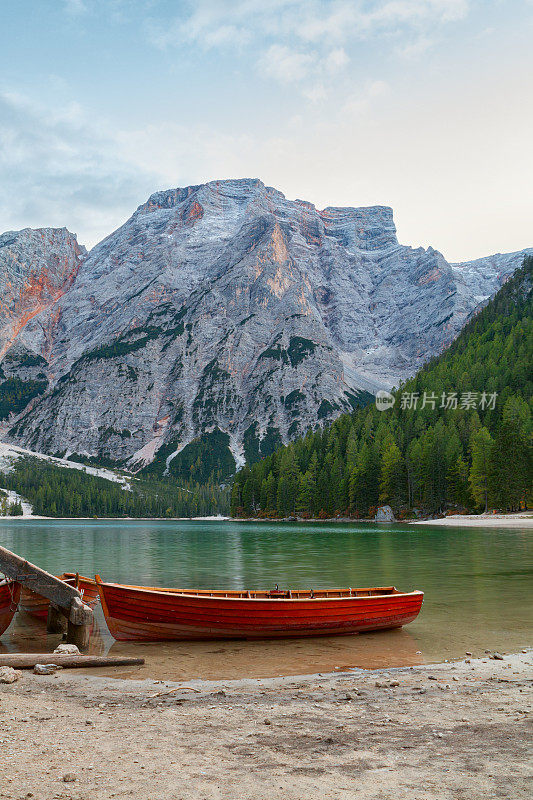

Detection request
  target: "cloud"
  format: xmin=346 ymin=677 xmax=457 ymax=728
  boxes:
xmin=367 ymin=0 xmax=469 ymax=27
xmin=257 ymin=44 xmax=347 ymax=94
xmin=64 ymin=0 xmax=87 ymax=15
xmin=0 ymin=90 xmax=276 ymax=248
xmin=323 ymin=48 xmax=350 ymax=73
xmin=396 ymin=35 xmax=433 ymax=59
xmin=148 ymin=0 xmax=470 ymax=96
xmin=258 ymin=45 xmax=313 ymax=84
xmin=342 ymin=80 xmax=390 ymax=116
xmin=0 ymin=92 xmax=158 ymax=247
xmin=151 ymin=20 xmax=251 ymax=51
xmin=151 ymin=0 xmax=470 ymax=49
xmin=302 ymin=83 xmax=328 ymax=103
xmin=2 ymin=0 xmax=530 ymax=267
xmin=148 ymin=1 xmax=254 ymax=50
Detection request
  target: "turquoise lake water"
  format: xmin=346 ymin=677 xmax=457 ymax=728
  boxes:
xmin=0 ymin=519 xmax=531 ymax=680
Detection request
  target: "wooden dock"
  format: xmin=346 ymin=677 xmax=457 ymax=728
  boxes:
xmin=0 ymin=545 xmax=93 ymax=648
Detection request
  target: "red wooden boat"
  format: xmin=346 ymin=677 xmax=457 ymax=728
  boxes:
xmin=0 ymin=579 xmax=21 ymax=637
xmin=95 ymin=576 xmax=424 ymax=642
xmin=20 ymin=573 xmax=99 ymax=621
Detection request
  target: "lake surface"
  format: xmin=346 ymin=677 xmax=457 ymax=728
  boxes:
xmin=1 ymin=519 xmax=531 ymax=680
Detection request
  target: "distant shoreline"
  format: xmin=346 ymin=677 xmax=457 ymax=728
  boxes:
xmin=1 ymin=513 xmax=531 ymax=528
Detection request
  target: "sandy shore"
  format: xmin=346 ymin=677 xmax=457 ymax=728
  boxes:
xmin=411 ymin=513 xmax=533 ymax=528
xmin=1 ymin=650 xmax=531 ymax=799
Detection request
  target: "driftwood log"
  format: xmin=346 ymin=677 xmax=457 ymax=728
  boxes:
xmin=0 ymin=654 xmax=144 ymax=669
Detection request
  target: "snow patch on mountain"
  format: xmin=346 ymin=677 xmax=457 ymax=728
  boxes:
xmin=0 ymin=442 xmax=130 ymax=489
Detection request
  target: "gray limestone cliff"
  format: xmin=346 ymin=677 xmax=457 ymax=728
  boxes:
xmin=1 ymin=179 xmax=530 ymax=475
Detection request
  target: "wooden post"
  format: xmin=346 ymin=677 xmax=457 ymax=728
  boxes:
xmin=46 ymin=603 xmax=67 ymax=634
xmin=66 ymin=620 xmax=91 ymax=649
xmin=65 ymin=596 xmax=93 ymax=650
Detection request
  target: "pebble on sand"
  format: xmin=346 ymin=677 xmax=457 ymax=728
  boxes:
xmin=0 ymin=666 xmax=20 ymax=684
xmin=33 ymin=664 xmax=62 ymax=675
xmin=53 ymin=643 xmax=81 ymax=656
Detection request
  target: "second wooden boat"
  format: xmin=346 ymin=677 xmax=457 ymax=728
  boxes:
xmin=0 ymin=579 xmax=21 ymax=636
xmin=95 ymin=576 xmax=424 ymax=642
xmin=20 ymin=573 xmax=99 ymax=620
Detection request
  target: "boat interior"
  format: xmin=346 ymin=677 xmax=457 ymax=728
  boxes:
xmin=102 ymin=581 xmax=403 ymax=600
xmin=61 ymin=573 xmax=96 ymax=582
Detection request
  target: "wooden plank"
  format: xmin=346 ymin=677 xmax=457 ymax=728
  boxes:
xmin=0 ymin=653 xmax=144 ymax=669
xmin=0 ymin=545 xmax=84 ymax=613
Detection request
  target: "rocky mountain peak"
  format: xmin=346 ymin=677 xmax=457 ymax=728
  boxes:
xmin=0 ymin=180 xmax=531 ymax=476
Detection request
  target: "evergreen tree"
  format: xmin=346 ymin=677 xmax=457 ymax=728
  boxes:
xmin=469 ymin=427 xmax=494 ymax=511
xmin=266 ymin=471 xmax=277 ymax=511
xmin=307 ymin=452 xmax=320 ymax=515
xmin=489 ymin=396 xmax=531 ymax=510
xmin=447 ymin=455 xmax=471 ymax=508
xmin=379 ymin=441 xmax=405 ymax=510
xmin=296 ymin=471 xmax=313 ymax=514
xmin=276 ymin=447 xmax=300 ymax=515
xmin=230 ymin=481 xmax=242 ymax=517
xmin=242 ymin=478 xmax=254 ymax=515
xmin=349 ymin=442 xmax=380 ymax=516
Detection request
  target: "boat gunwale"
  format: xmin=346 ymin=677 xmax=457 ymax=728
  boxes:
xmin=96 ymin=579 xmax=423 ymax=604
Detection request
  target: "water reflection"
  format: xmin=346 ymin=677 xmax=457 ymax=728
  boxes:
xmin=0 ymin=519 xmax=531 ymax=679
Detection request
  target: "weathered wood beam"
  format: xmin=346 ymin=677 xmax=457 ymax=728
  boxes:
xmin=0 ymin=654 xmax=145 ymax=669
xmin=0 ymin=545 xmax=89 ymax=618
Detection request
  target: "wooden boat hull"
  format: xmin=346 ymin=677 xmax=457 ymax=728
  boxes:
xmin=20 ymin=573 xmax=99 ymax=621
xmin=0 ymin=581 xmax=21 ymax=637
xmin=96 ymin=578 xmax=424 ymax=642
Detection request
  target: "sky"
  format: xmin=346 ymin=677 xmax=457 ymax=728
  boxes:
xmin=0 ymin=0 xmax=532 ymax=261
